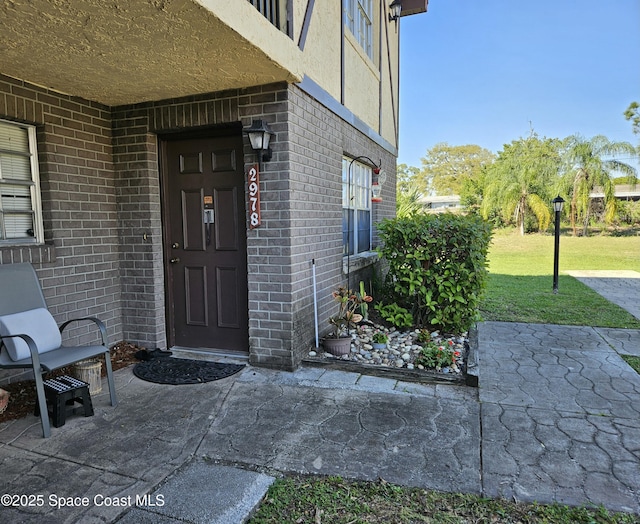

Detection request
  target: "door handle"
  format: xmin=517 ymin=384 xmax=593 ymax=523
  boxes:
xmin=170 ymin=257 xmax=180 ymax=264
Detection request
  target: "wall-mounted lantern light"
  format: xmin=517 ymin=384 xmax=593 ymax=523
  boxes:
xmin=243 ymin=119 xmax=274 ymax=162
xmin=389 ymin=0 xmax=402 ymax=22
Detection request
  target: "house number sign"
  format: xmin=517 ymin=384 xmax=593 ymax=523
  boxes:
xmin=248 ymin=164 xmax=261 ymax=229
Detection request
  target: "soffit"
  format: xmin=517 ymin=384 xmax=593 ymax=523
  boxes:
xmin=0 ymin=0 xmax=298 ymax=106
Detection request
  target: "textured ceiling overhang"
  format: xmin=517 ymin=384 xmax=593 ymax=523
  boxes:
xmin=0 ymin=0 xmax=301 ymax=106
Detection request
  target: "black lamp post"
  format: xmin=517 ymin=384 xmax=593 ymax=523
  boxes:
xmin=552 ymin=195 xmax=565 ymax=294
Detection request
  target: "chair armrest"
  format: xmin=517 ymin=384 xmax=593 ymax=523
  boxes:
xmin=59 ymin=317 xmax=108 ymax=347
xmin=0 ymin=333 xmax=44 ymax=369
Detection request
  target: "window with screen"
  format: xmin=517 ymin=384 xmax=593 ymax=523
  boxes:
xmin=342 ymin=157 xmax=372 ymax=256
xmin=0 ymin=120 xmax=43 ymax=244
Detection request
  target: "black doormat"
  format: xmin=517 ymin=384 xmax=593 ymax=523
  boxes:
xmin=133 ymin=358 xmax=245 ymax=385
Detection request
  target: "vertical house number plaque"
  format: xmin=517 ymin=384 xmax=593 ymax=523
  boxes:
xmin=248 ymin=164 xmax=261 ymax=229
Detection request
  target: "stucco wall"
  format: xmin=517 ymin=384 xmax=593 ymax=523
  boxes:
xmin=196 ymin=0 xmax=402 ymax=152
xmin=380 ymin=14 xmax=400 ymax=144
xmin=343 ymin=31 xmax=382 ymax=132
xmin=297 ymin=1 xmax=343 ymax=105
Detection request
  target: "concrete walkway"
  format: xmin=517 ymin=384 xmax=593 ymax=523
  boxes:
xmin=479 ymin=321 xmax=640 ymax=512
xmin=0 ymin=277 xmax=639 ymax=522
xmin=566 ymin=270 xmax=640 ymax=321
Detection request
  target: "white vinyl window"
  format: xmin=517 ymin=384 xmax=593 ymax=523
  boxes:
xmin=344 ymin=0 xmax=374 ymax=59
xmin=0 ymin=120 xmax=43 ymax=244
xmin=342 ymin=157 xmax=371 ymax=256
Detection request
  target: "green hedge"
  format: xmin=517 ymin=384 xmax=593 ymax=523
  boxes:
xmin=376 ymin=213 xmax=492 ymax=333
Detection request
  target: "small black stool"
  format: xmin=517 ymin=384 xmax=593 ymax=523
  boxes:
xmin=35 ymin=375 xmax=94 ymax=428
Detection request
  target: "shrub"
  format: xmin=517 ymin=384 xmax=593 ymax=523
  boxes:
xmin=617 ymin=200 xmax=640 ymax=225
xmin=416 ymin=340 xmax=460 ymax=370
xmin=374 ymin=302 xmax=414 ymax=329
xmin=376 ymin=213 xmax=492 ymax=333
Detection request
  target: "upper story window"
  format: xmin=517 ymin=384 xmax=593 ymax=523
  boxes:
xmin=344 ymin=0 xmax=374 ymax=60
xmin=0 ymin=120 xmax=44 ymax=244
xmin=342 ymin=157 xmax=372 ymax=256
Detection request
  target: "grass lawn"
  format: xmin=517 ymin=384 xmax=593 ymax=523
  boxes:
xmin=249 ymin=476 xmax=639 ymax=523
xmin=480 ymin=231 xmax=640 ymax=328
xmin=622 ymin=355 xmax=640 ymax=374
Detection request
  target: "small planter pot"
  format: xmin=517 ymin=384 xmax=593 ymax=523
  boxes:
xmin=322 ymin=337 xmax=352 ymax=356
xmin=372 ymin=342 xmax=387 ymax=351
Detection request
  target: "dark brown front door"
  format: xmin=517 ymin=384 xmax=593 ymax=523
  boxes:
xmin=161 ymin=129 xmax=248 ymax=353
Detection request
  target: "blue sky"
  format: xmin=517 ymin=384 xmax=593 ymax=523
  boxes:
xmin=397 ymin=0 xmax=640 ymax=171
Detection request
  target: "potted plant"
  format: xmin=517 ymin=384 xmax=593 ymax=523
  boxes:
xmin=371 ymin=331 xmax=388 ymax=350
xmin=323 ymin=286 xmax=372 ymax=356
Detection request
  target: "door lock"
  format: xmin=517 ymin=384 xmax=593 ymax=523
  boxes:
xmin=171 ymin=242 xmax=180 ymax=249
xmin=170 ymin=257 xmax=180 ymax=264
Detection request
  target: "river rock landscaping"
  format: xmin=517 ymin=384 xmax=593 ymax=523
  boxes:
xmin=309 ymin=323 xmax=467 ymax=376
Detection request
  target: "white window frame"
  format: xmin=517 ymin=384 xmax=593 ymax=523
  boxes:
xmin=342 ymin=157 xmax=372 ymax=256
xmin=0 ymin=119 xmax=44 ymax=245
xmin=344 ymin=0 xmax=374 ymax=60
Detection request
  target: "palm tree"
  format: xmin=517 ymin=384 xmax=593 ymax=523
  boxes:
xmin=561 ymin=135 xmax=637 ymax=236
xmin=396 ymin=186 xmax=422 ymax=217
xmin=481 ymin=134 xmax=562 ymax=235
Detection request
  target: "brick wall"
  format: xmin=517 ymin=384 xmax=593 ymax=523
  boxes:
xmin=242 ymin=87 xmax=296 ymax=369
xmin=0 ymin=75 xmax=397 ymax=381
xmin=111 ymin=108 xmax=166 ymax=349
xmin=111 ymin=83 xmax=395 ymax=370
xmin=0 ymin=75 xmax=123 ymax=384
xmin=111 ymin=85 xmax=297 ymax=364
xmin=283 ymin=84 xmax=397 ymax=368
xmin=111 ymin=88 xmax=260 ymax=350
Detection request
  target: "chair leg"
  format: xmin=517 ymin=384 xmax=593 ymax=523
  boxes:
xmin=33 ymin=371 xmax=51 ymax=438
xmin=103 ymin=351 xmax=117 ymax=407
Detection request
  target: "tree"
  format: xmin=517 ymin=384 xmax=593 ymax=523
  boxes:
xmin=481 ymin=133 xmax=563 ymax=235
xmin=460 ymin=164 xmax=489 ymax=214
xmin=396 ymin=163 xmax=420 ymax=194
xmin=624 ymin=101 xmax=640 ymax=136
xmin=417 ymin=143 xmax=495 ymax=196
xmin=560 ymin=134 xmax=638 ymax=236
xmin=396 ymin=186 xmax=422 ymax=217
xmin=395 ymin=163 xmax=423 ymax=217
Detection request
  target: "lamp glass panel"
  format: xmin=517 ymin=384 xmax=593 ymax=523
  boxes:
xmin=248 ymin=133 xmax=264 ymax=151
xmin=553 ymin=197 xmax=564 ymax=212
xmin=261 ymin=131 xmax=271 ymax=151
